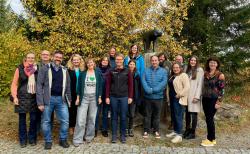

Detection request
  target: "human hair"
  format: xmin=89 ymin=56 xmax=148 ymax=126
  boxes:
xmin=85 ymin=58 xmax=96 ymax=69
xmin=128 ymin=59 xmax=137 ymax=73
xmin=186 ymin=55 xmax=199 ymax=80
xmin=115 ymin=53 xmax=124 ymax=59
xmin=158 ymin=52 xmax=167 ymax=59
xmin=129 ymin=44 xmax=141 ymax=58
xmin=205 ymin=56 xmax=221 ymax=72
xmin=150 ymin=55 xmax=158 ymax=61
xmin=53 ymin=50 xmax=64 ymax=56
xmin=99 ymin=54 xmax=111 ymax=68
xmin=23 ymin=52 xmax=35 ymax=63
xmin=67 ymin=54 xmax=85 ymax=71
xmin=170 ymin=62 xmax=183 ymax=77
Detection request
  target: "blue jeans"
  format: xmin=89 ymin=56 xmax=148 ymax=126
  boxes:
xmin=95 ymin=100 xmax=110 ymax=131
xmin=110 ymin=97 xmax=128 ymax=137
xmin=170 ymin=97 xmax=184 ymax=135
xmin=42 ymin=96 xmax=69 ymax=142
xmin=19 ymin=112 xmax=37 ymax=144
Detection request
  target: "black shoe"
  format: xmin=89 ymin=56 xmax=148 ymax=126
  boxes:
xmin=44 ymin=142 xmax=52 ymax=150
xmin=111 ymin=136 xmax=117 ymax=143
xmin=183 ymin=129 xmax=191 ymax=139
xmin=29 ymin=140 xmax=37 ymax=146
xmin=95 ymin=130 xmax=98 ymax=137
xmin=186 ymin=129 xmax=196 ymax=139
xmin=20 ymin=142 xmax=27 ymax=148
xmin=121 ymin=135 xmax=126 ymax=144
xmin=128 ymin=129 xmax=134 ymax=137
xmin=102 ymin=130 xmax=108 ymax=137
xmin=59 ymin=140 xmax=70 ymax=148
xmin=125 ymin=129 xmax=129 ymax=137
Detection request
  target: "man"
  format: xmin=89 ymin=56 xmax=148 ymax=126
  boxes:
xmin=105 ymin=53 xmax=133 ymax=143
xmin=36 ymin=50 xmax=71 ymax=150
xmin=141 ymin=55 xmax=168 ymax=139
xmin=175 ymin=55 xmax=187 ymax=72
xmin=37 ymin=50 xmax=51 ymax=135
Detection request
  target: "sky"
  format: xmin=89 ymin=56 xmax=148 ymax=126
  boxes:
xmin=7 ymin=0 xmax=25 ymax=15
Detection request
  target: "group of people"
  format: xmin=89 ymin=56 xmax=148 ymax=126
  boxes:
xmin=10 ymin=44 xmax=225 ymax=150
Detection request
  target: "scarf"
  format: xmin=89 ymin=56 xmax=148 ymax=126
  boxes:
xmin=24 ymin=62 xmax=37 ymax=94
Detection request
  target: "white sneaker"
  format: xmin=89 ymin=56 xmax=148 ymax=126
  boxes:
xmin=171 ymin=135 xmax=182 ymax=143
xmin=166 ymin=132 xmax=177 ymax=138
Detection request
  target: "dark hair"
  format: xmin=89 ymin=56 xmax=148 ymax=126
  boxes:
xmin=129 ymin=44 xmax=141 ymax=58
xmin=128 ymin=59 xmax=137 ymax=73
xmin=186 ymin=55 xmax=199 ymax=80
xmin=99 ymin=54 xmax=111 ymax=68
xmin=170 ymin=62 xmax=183 ymax=77
xmin=158 ymin=52 xmax=167 ymax=59
xmin=53 ymin=50 xmax=64 ymax=56
xmin=205 ymin=57 xmax=221 ymax=72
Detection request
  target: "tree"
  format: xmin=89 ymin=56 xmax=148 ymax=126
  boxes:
xmin=181 ymin=0 xmax=250 ymax=73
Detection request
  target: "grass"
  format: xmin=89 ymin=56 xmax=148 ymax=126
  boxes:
xmin=0 ymin=79 xmax=249 ymax=147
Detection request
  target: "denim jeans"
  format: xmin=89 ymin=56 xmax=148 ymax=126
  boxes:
xmin=42 ymin=96 xmax=69 ymax=143
xmin=143 ymin=99 xmax=162 ymax=132
xmin=202 ymin=97 xmax=217 ymax=141
xmin=19 ymin=112 xmax=37 ymax=144
xmin=95 ymin=96 xmax=110 ymax=131
xmin=110 ymin=97 xmax=128 ymax=137
xmin=73 ymin=94 xmax=97 ymax=143
xmin=170 ymin=97 xmax=184 ymax=135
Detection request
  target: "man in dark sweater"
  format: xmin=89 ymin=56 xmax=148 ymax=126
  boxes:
xmin=105 ymin=53 xmax=133 ymax=143
xmin=36 ymin=50 xmax=71 ymax=150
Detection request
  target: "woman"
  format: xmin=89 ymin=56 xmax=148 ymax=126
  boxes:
xmin=73 ymin=58 xmax=102 ymax=146
xmin=201 ymin=57 xmax=225 ymax=147
xmin=166 ymin=62 xmax=190 ymax=143
xmin=126 ymin=59 xmax=141 ymax=137
xmin=106 ymin=53 xmax=133 ymax=143
xmin=11 ymin=52 xmax=38 ymax=148
xmin=67 ymin=54 xmax=85 ymax=135
xmin=124 ymin=44 xmax=145 ymax=78
xmin=183 ymin=56 xmax=204 ymax=139
xmin=95 ymin=55 xmax=111 ymax=137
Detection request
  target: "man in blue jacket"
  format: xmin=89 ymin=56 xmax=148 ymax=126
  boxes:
xmin=141 ymin=55 xmax=168 ymax=139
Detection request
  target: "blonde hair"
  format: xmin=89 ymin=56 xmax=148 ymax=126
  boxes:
xmin=67 ymin=54 xmax=85 ymax=71
xmin=85 ymin=58 xmax=96 ymax=69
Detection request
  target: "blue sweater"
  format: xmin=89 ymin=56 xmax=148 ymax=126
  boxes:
xmin=124 ymin=54 xmax=145 ymax=78
xmin=141 ymin=66 xmax=168 ymax=100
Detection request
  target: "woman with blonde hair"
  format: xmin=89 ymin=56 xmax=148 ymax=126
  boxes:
xmin=11 ymin=52 xmax=38 ymax=147
xmin=73 ymin=58 xmax=102 ymax=146
xmin=67 ymin=54 xmax=85 ymax=135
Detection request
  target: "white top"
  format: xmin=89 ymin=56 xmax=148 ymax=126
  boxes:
xmin=84 ymin=71 xmax=96 ymax=95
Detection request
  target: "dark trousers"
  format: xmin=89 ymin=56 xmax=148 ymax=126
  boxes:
xmin=143 ymin=99 xmax=162 ymax=132
xmin=69 ymin=102 xmax=77 ymax=128
xmin=19 ymin=112 xmax=37 ymax=144
xmin=110 ymin=97 xmax=128 ymax=137
xmin=170 ymin=97 xmax=184 ymax=135
xmin=185 ymin=107 xmax=198 ymax=131
xmin=127 ymin=101 xmax=136 ymax=129
xmin=202 ymin=97 xmax=217 ymax=141
xmin=95 ymin=99 xmax=110 ymax=131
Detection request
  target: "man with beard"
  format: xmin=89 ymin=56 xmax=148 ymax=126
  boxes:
xmin=36 ymin=50 xmax=71 ymax=150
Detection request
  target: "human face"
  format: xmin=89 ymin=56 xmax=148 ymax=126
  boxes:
xmin=159 ymin=55 xmax=166 ymax=63
xmin=131 ymin=45 xmax=138 ymax=55
xmin=26 ymin=53 xmax=35 ymax=65
xmin=151 ymin=56 xmax=159 ymax=68
xmin=41 ymin=50 xmax=50 ymax=63
xmin=209 ymin=60 xmax=218 ymax=71
xmin=53 ymin=53 xmax=63 ymax=65
xmin=128 ymin=61 xmax=136 ymax=72
xmin=190 ymin=57 xmax=197 ymax=67
xmin=173 ymin=63 xmax=181 ymax=75
xmin=109 ymin=48 xmax=116 ymax=57
xmin=115 ymin=56 xmax=124 ymax=68
xmin=175 ymin=55 xmax=183 ymax=64
xmin=101 ymin=57 xmax=109 ymax=67
xmin=72 ymin=56 xmax=80 ymax=67
xmin=87 ymin=60 xmax=95 ymax=70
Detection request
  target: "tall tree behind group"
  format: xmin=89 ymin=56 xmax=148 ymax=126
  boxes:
xmin=22 ymin=0 xmax=192 ymax=57
xmin=181 ymin=0 xmax=250 ymax=74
